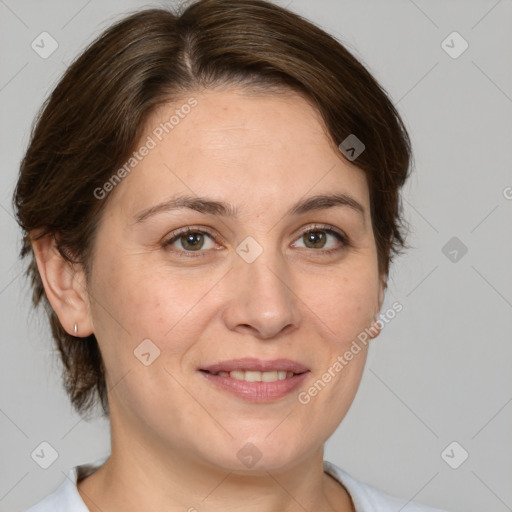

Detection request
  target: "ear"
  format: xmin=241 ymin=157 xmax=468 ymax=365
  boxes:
xmin=369 ymin=273 xmax=387 ymax=339
xmin=31 ymin=233 xmax=94 ymax=338
xmin=377 ymin=273 xmax=386 ymax=312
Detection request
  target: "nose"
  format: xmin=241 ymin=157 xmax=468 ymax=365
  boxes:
xmin=221 ymin=250 xmax=301 ymax=340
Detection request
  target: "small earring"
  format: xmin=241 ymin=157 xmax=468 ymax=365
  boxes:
xmin=74 ymin=323 xmax=78 ymax=336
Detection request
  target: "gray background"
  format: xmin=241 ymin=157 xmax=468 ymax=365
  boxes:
xmin=1 ymin=1 xmax=511 ymax=511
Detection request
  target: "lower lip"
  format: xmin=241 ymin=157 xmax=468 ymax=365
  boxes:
xmin=199 ymin=371 xmax=310 ymax=403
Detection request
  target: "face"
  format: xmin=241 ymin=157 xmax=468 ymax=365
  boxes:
xmin=86 ymin=87 xmax=384 ymax=472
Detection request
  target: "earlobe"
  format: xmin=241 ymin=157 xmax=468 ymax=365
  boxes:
xmin=30 ymin=233 xmax=93 ymax=337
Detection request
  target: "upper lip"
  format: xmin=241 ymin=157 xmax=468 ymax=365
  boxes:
xmin=201 ymin=358 xmax=309 ymax=374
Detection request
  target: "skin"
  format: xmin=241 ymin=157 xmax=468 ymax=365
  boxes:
xmin=32 ymin=87 xmax=385 ymax=512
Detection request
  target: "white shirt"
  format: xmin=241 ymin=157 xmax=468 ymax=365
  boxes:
xmin=25 ymin=456 xmax=448 ymax=511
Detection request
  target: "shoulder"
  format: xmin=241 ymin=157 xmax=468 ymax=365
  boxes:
xmin=24 ymin=456 xmax=108 ymax=512
xmin=24 ymin=469 xmax=82 ymax=512
xmin=323 ymin=460 xmax=449 ymax=512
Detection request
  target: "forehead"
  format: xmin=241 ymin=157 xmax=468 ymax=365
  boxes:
xmin=111 ymin=88 xmax=370 ymax=218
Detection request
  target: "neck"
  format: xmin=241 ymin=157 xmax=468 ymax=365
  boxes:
xmin=77 ymin=411 xmax=354 ymax=512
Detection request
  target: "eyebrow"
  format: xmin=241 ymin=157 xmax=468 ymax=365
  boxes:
xmin=133 ymin=192 xmax=365 ymax=224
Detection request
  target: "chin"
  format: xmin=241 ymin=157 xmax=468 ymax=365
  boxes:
xmin=202 ymin=433 xmax=317 ymax=475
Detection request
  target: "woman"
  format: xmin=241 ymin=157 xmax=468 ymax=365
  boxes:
xmin=15 ymin=0 xmax=448 ymax=510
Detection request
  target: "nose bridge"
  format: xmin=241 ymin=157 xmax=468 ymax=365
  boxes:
xmin=223 ymin=238 xmax=300 ymax=339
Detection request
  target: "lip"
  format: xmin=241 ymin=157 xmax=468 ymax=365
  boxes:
xmin=200 ymin=358 xmax=309 ymax=374
xmin=199 ymin=358 xmax=310 ymax=403
xmin=200 ymin=370 xmax=310 ymax=403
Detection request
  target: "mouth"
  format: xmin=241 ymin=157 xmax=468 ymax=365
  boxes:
xmin=200 ymin=369 xmax=303 ymax=382
xmin=199 ymin=358 xmax=310 ymax=402
xmin=200 ymin=357 xmax=309 ymax=378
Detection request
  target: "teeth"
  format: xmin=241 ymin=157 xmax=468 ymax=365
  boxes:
xmin=213 ymin=370 xmax=296 ymax=382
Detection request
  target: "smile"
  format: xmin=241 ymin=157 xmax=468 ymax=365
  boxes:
xmin=204 ymin=370 xmax=298 ymax=382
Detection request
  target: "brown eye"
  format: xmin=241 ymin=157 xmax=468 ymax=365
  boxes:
xmin=292 ymin=226 xmax=348 ymax=252
xmin=303 ymin=230 xmax=328 ymax=249
xmin=164 ymin=229 xmax=216 ymax=253
xmin=178 ymin=232 xmax=206 ymax=251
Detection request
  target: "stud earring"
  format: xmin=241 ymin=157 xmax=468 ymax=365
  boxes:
xmin=74 ymin=323 xmax=78 ymax=336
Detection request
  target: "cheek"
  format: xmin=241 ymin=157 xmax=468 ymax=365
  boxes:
xmin=298 ymin=264 xmax=378 ymax=344
xmin=92 ymin=258 xmax=221 ymax=373
xmin=300 ymin=262 xmax=376 ymax=417
xmin=95 ymin=251 xmax=192 ymax=330
xmin=90 ymin=265 xmax=206 ymax=415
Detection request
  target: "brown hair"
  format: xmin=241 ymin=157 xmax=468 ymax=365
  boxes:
xmin=12 ymin=0 xmax=412 ymax=418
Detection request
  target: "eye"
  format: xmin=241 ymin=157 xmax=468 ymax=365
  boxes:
xmin=291 ymin=225 xmax=348 ymax=253
xmin=163 ymin=227 xmax=218 ymax=255
xmin=162 ymin=224 xmax=349 ymax=257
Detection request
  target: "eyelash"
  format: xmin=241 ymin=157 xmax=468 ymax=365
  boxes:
xmin=162 ymin=224 xmax=349 ymax=258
